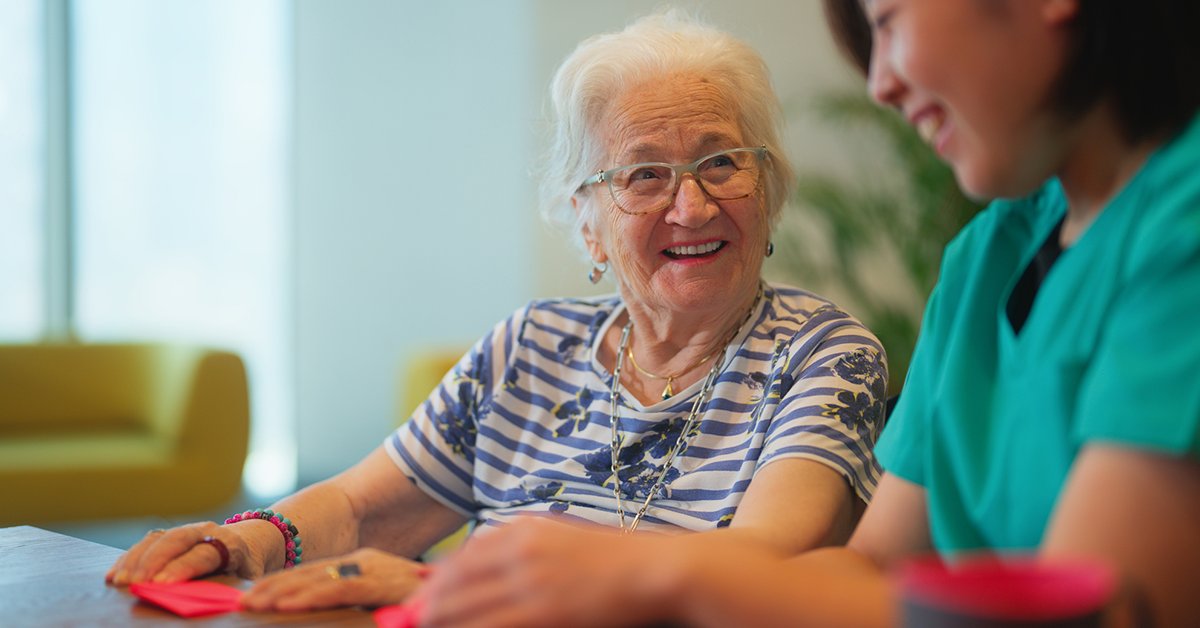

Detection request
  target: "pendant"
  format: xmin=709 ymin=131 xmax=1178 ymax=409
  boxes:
xmin=662 ymin=378 xmax=675 ymax=400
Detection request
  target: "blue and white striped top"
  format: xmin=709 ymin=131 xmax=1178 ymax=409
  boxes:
xmin=385 ymin=283 xmax=886 ymax=534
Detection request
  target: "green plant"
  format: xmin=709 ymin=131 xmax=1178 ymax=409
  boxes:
xmin=772 ymin=92 xmax=986 ymax=394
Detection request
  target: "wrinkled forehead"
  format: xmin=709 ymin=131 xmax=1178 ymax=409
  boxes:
xmin=594 ymin=74 xmax=744 ymax=166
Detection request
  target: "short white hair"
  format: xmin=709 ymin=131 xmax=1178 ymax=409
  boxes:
xmin=538 ymin=7 xmax=796 ymax=258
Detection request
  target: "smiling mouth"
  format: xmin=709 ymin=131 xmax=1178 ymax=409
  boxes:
xmin=663 ymin=241 xmax=726 ymax=260
xmin=915 ymin=110 xmax=946 ymax=145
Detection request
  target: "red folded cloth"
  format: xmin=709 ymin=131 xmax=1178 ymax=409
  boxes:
xmin=130 ymin=581 xmax=245 ymax=618
xmin=374 ymin=599 xmax=425 ymax=628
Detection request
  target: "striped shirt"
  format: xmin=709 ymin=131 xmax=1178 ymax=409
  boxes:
xmin=386 ymin=283 xmax=886 ymax=534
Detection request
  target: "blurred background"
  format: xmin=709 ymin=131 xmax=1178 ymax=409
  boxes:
xmin=2 ymin=0 xmax=969 ymax=546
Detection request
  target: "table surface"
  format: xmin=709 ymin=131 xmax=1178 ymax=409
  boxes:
xmin=0 ymin=525 xmax=376 ymax=628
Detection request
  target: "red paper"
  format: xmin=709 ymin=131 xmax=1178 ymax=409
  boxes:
xmin=374 ymin=599 xmax=424 ymax=628
xmin=130 ymin=581 xmax=244 ymax=618
xmin=898 ymin=555 xmax=1117 ymax=620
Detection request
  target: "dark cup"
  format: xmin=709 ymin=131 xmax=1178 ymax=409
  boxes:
xmin=897 ymin=555 xmax=1117 ymax=628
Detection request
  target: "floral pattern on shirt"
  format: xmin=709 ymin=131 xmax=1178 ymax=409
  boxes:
xmin=818 ymin=347 xmax=886 ymax=437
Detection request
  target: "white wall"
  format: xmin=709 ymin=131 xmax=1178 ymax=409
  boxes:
xmin=292 ymin=1 xmax=865 ymax=484
xmin=293 ymin=1 xmax=536 ymax=483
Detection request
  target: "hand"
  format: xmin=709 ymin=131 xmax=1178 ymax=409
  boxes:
xmin=418 ymin=517 xmax=673 ymax=628
xmin=240 ymin=547 xmax=428 ymax=613
xmin=105 ymin=521 xmax=267 ymax=585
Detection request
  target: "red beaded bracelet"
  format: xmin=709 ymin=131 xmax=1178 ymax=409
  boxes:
xmin=224 ymin=509 xmax=303 ymax=568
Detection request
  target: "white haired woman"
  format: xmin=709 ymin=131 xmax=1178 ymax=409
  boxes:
xmin=106 ymin=9 xmax=886 ymax=613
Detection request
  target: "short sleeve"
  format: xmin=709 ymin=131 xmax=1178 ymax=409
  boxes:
xmin=1075 ymin=213 xmax=1200 ymax=457
xmin=874 ymin=282 xmax=948 ymax=487
xmin=384 ymin=304 xmax=529 ymax=517
xmin=758 ymin=311 xmax=888 ymax=502
xmin=874 ymin=214 xmax=983 ymax=487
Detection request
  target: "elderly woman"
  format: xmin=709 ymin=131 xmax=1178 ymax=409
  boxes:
xmin=413 ymin=1 xmax=1200 ymax=627
xmin=106 ymin=10 xmax=886 ymax=612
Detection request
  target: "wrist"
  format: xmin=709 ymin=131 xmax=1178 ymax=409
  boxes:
xmin=225 ymin=508 xmax=302 ymax=571
xmin=225 ymin=519 xmax=284 ymax=576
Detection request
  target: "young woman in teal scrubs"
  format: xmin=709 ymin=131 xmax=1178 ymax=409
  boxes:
xmin=413 ymin=2 xmax=1200 ymax=627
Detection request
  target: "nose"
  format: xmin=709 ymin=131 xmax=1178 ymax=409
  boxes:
xmin=664 ymin=174 xmax=719 ymax=228
xmin=866 ymin=46 xmax=905 ymax=107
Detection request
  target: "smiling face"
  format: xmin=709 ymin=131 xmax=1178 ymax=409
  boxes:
xmin=579 ymin=74 xmax=768 ymax=317
xmin=864 ymin=0 xmax=1079 ymax=199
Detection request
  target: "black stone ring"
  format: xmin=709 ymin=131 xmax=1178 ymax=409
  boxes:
xmin=326 ymin=563 xmax=361 ymax=579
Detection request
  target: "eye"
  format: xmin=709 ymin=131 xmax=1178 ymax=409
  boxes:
xmin=870 ymin=6 xmax=896 ymax=32
xmin=629 ymin=167 xmax=663 ymax=181
xmin=700 ymin=153 xmax=739 ymax=173
xmin=712 ymin=155 xmax=735 ymax=168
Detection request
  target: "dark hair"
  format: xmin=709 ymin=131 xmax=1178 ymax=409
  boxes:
xmin=822 ymin=0 xmax=1200 ymax=144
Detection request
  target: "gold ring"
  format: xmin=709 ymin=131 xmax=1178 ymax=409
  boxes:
xmin=147 ymin=528 xmax=167 ymax=536
xmin=325 ymin=565 xmax=341 ymax=580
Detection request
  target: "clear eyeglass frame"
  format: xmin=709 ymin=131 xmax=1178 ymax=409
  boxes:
xmin=579 ymin=146 xmax=769 ymax=216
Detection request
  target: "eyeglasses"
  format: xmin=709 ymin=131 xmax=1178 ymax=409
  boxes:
xmin=580 ymin=146 xmax=768 ymax=215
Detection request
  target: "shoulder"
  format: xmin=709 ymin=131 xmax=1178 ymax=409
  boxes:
xmin=497 ymin=295 xmax=622 ymax=361
xmin=760 ymin=283 xmax=885 ymax=366
xmin=518 ymin=295 xmax=620 ymax=334
xmin=1123 ymin=112 xmax=1200 ymax=268
xmin=763 ymin=283 xmax=878 ymax=341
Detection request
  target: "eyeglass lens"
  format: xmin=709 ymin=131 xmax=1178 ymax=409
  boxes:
xmin=610 ymin=149 xmax=761 ymax=214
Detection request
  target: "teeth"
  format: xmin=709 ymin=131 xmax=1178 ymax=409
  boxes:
xmin=916 ymin=112 xmax=945 ymax=144
xmin=667 ymin=241 xmax=722 ymax=256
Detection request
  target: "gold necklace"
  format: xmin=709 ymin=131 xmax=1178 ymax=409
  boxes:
xmin=625 ymin=345 xmax=714 ymax=400
xmin=607 ymin=286 xmax=762 ymax=534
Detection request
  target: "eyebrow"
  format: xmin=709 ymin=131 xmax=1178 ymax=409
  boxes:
xmin=617 ymin=132 xmax=742 ymax=164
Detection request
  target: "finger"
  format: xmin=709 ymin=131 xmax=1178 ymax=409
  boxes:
xmin=423 ymin=569 xmax=523 ymax=628
xmin=246 ymin=552 xmax=425 ymax=612
xmin=108 ymin=528 xmax=170 ymax=585
xmin=272 ymin=576 xmax=361 ymax=613
xmin=242 ymin=561 xmax=337 ymax=611
xmin=151 ymin=541 xmax=225 ymax=583
xmin=424 ymin=595 xmax=538 ymax=628
xmin=127 ymin=523 xmax=217 ymax=583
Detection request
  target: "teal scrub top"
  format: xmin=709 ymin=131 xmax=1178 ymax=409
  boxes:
xmin=877 ymin=112 xmax=1200 ymax=554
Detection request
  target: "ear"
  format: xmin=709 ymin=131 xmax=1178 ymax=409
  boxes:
xmin=573 ymin=195 xmax=608 ymax=265
xmin=1041 ymin=0 xmax=1078 ymax=26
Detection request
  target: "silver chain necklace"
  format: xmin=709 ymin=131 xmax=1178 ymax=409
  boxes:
xmin=608 ymin=287 xmax=762 ymax=534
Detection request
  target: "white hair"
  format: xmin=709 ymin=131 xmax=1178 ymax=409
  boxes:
xmin=537 ymin=7 xmax=796 ymax=259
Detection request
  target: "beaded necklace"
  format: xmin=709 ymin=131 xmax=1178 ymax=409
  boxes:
xmin=607 ymin=287 xmax=762 ymax=534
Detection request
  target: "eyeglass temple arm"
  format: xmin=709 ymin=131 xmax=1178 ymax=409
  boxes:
xmin=581 ymin=170 xmax=606 ymax=187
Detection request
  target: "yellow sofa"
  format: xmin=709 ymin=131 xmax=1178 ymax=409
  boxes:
xmin=0 ymin=344 xmax=250 ymax=526
xmin=400 ymin=348 xmax=471 ymax=559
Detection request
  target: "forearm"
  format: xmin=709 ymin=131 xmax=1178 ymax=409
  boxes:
xmin=267 ymin=447 xmax=468 ymax=564
xmin=664 ymin=519 xmax=848 ymax=561
xmin=659 ymin=546 xmax=896 ymax=628
xmin=246 ymin=479 xmax=360 ymax=572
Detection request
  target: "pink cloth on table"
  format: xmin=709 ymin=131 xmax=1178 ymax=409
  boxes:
xmin=129 ymin=581 xmax=244 ymax=618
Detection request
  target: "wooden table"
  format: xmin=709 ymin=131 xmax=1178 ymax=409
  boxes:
xmin=0 ymin=526 xmax=376 ymax=627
